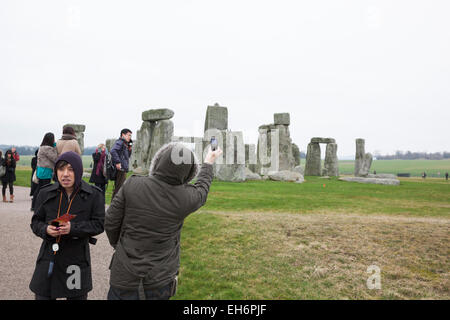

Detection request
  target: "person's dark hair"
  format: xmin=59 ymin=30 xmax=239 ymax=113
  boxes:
xmin=41 ymin=132 xmax=55 ymax=147
xmin=5 ymin=150 xmax=12 ymax=165
xmin=0 ymin=150 xmax=2 ymax=159
xmin=55 ymin=160 xmax=70 ymax=171
xmin=63 ymin=126 xmax=75 ymax=136
xmin=120 ymin=128 xmax=132 ymax=137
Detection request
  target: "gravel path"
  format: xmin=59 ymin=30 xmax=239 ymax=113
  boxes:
xmin=0 ymin=186 xmax=114 ymax=300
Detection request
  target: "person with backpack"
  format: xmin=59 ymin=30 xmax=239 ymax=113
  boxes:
xmin=89 ymin=144 xmax=108 ymax=198
xmin=1 ymin=150 xmax=16 ymax=203
xmin=56 ymin=126 xmax=82 ymax=156
xmin=110 ymin=129 xmax=132 ymax=200
xmin=32 ymin=133 xmax=58 ymax=211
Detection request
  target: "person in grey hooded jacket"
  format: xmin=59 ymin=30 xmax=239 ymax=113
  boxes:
xmin=105 ymin=142 xmax=222 ymax=300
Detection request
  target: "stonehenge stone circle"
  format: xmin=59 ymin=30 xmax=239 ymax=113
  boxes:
xmin=64 ymin=124 xmax=86 ymax=154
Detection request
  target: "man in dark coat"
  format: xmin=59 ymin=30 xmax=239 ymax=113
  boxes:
xmin=105 ymin=142 xmax=222 ymax=300
xmin=29 ymin=151 xmax=105 ymax=300
xmin=110 ymin=129 xmax=132 ymax=200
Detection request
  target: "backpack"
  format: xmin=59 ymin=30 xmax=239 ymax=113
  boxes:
xmin=104 ymin=152 xmax=117 ymax=181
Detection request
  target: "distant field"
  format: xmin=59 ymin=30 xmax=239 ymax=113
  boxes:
xmin=16 ymin=155 xmax=93 ymax=169
xmin=16 ymin=156 xmax=450 ymax=178
xmin=338 ymin=160 xmax=450 ymax=177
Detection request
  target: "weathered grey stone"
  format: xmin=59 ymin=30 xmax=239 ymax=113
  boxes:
xmin=339 ymin=177 xmax=400 ymax=186
xmin=355 ymin=139 xmax=372 ymax=177
xmin=245 ymin=167 xmax=262 ymax=180
xmin=256 ymin=123 xmax=295 ymax=175
xmin=142 ymin=108 xmax=174 ymax=121
xmin=293 ymin=165 xmax=304 ymax=175
xmin=274 ymin=113 xmax=290 ymax=126
xmin=146 ymin=120 xmax=174 ymax=168
xmin=304 ymin=142 xmax=321 ymax=176
xmin=245 ymin=144 xmax=257 ymax=173
xmin=64 ymin=124 xmax=86 ymax=154
xmin=324 ymin=143 xmax=339 ymax=177
xmin=204 ymin=130 xmax=246 ymax=182
xmin=105 ymin=138 xmax=115 ymax=152
xmin=268 ymin=170 xmax=304 ymax=182
xmin=291 ymin=143 xmax=301 ymax=167
xmin=204 ymin=103 xmax=228 ymax=132
xmin=311 ymin=137 xmax=336 ymax=144
xmin=367 ymin=173 xmax=397 ymax=179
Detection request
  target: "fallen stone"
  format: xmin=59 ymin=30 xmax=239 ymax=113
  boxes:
xmin=245 ymin=167 xmax=262 ymax=180
xmin=339 ymin=177 xmax=400 ymax=186
xmin=268 ymin=170 xmax=304 ymax=182
xmin=367 ymin=173 xmax=397 ymax=179
xmin=293 ymin=166 xmax=304 ymax=175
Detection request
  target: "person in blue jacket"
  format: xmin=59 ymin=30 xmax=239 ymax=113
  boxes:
xmin=110 ymin=129 xmax=132 ymax=200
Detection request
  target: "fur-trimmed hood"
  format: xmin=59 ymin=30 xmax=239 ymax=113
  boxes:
xmin=149 ymin=142 xmax=200 ymax=185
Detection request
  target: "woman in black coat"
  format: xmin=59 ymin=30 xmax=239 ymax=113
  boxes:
xmin=1 ymin=150 xmax=16 ymax=203
xmin=29 ymin=152 xmax=105 ymax=300
xmin=30 ymin=149 xmax=39 ymax=198
xmin=89 ymin=144 xmax=108 ymax=198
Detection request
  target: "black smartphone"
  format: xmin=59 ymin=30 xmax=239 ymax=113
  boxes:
xmin=210 ymin=137 xmax=218 ymax=151
xmin=51 ymin=221 xmax=60 ymax=228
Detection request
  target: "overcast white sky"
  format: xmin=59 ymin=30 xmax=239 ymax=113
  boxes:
xmin=1 ymin=0 xmax=449 ymax=157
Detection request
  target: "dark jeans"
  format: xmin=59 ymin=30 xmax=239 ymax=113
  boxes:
xmin=2 ymin=182 xmax=13 ymax=196
xmin=32 ymin=178 xmax=51 ymax=209
xmin=107 ymin=281 xmax=175 ymax=300
xmin=112 ymin=170 xmax=127 ymax=200
xmin=35 ymin=294 xmax=88 ymax=300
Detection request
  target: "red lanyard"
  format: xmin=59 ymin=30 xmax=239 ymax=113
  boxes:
xmin=53 ymin=188 xmax=79 ymax=255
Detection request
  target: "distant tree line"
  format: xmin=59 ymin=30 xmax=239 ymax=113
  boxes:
xmin=376 ymin=151 xmax=450 ymax=160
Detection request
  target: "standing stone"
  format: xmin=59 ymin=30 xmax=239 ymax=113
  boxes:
xmin=204 ymin=103 xmax=228 ymax=132
xmin=324 ymin=143 xmax=339 ymax=177
xmin=291 ymin=143 xmax=301 ymax=167
xmin=245 ymin=144 xmax=257 ymax=173
xmin=304 ymin=142 xmax=321 ymax=176
xmin=355 ymin=138 xmax=373 ymax=177
xmin=146 ymin=120 xmax=174 ymax=169
xmin=256 ymin=121 xmax=295 ymax=175
xmin=64 ymin=124 xmax=86 ymax=154
xmin=105 ymin=138 xmax=115 ymax=152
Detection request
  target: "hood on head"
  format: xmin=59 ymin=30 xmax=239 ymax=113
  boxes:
xmin=54 ymin=151 xmax=84 ymax=188
xmin=149 ymin=142 xmax=200 ymax=185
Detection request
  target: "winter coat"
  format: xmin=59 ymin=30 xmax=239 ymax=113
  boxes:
xmin=1 ymin=157 xmax=16 ymax=183
xmin=56 ymin=135 xmax=82 ymax=156
xmin=29 ymin=180 xmax=105 ymax=299
xmin=37 ymin=146 xmax=58 ymax=180
xmin=105 ymin=143 xmax=214 ymax=293
xmin=110 ymin=138 xmax=132 ymax=172
xmin=89 ymin=151 xmax=107 ymax=185
xmin=30 ymin=154 xmax=38 ymax=196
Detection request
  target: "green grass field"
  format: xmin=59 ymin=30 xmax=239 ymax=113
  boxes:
xmin=16 ymin=156 xmax=450 ymax=178
xmin=12 ymin=166 xmax=450 ymax=299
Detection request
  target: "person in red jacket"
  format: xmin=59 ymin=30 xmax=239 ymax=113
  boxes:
xmin=11 ymin=147 xmax=20 ymax=162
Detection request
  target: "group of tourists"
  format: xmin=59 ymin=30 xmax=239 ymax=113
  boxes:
xmin=26 ymin=125 xmax=222 ymax=300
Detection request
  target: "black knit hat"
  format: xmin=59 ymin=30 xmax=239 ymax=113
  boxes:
xmin=54 ymin=151 xmax=84 ymax=188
